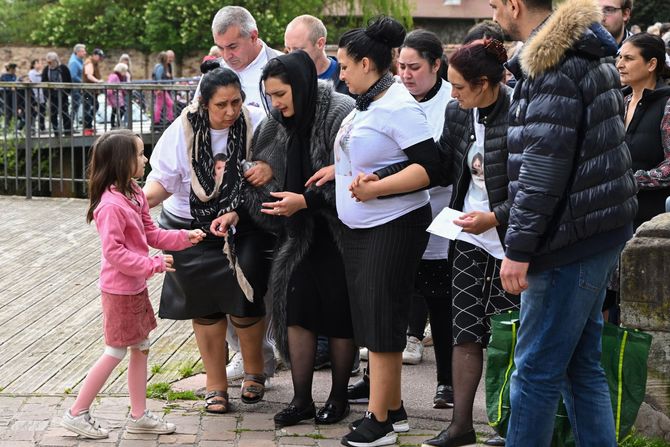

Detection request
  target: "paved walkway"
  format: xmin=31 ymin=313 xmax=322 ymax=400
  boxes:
xmin=0 ymin=196 xmax=496 ymax=446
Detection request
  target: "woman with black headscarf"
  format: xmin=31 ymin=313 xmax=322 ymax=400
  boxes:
xmin=211 ymin=51 xmax=356 ymax=428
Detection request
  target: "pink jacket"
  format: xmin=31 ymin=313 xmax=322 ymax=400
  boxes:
xmin=106 ymin=72 xmax=126 ymax=108
xmin=94 ymin=184 xmax=191 ymax=295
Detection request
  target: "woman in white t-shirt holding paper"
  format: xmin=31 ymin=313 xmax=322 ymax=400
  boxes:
xmin=327 ymin=16 xmax=444 ymax=447
xmin=421 ymin=38 xmax=519 ymax=447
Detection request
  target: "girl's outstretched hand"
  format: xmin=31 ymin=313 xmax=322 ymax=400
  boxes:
xmin=188 ymin=229 xmax=206 ymax=244
xmin=164 ymin=254 xmax=175 ymax=272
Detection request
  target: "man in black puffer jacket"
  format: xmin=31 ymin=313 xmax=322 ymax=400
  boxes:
xmin=490 ymin=0 xmax=638 ymax=445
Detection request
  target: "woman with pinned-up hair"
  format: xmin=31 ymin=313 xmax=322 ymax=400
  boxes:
xmin=421 ymin=38 xmax=519 ymax=447
xmin=333 ymin=16 xmax=445 ymax=447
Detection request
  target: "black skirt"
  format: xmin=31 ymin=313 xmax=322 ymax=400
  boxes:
xmin=341 ymin=204 xmax=431 ymax=352
xmin=157 ymin=209 xmax=274 ymax=320
xmin=286 ymin=217 xmax=353 ymax=338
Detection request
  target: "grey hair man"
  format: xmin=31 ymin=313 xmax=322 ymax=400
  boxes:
xmin=210 ymin=5 xmax=282 ymax=108
xmin=284 ymin=14 xmax=349 ymax=95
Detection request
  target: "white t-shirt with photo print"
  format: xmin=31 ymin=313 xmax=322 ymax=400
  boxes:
xmin=334 ymin=82 xmax=433 ymax=229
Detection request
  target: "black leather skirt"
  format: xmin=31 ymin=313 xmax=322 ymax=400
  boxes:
xmin=157 ymin=209 xmax=274 ymax=320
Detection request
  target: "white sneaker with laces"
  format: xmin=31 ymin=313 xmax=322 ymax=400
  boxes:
xmin=402 ymin=336 xmax=424 ymax=365
xmin=61 ymin=409 xmax=109 ymax=439
xmin=126 ymin=410 xmax=176 ymax=434
xmin=226 ymin=351 xmax=245 ymax=381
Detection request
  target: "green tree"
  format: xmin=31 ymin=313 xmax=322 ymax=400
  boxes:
xmin=30 ymin=0 xmax=146 ymax=50
xmin=26 ymin=0 xmax=413 ymax=59
xmin=630 ymin=0 xmax=670 ymax=29
xmin=0 ymin=0 xmax=55 ymax=44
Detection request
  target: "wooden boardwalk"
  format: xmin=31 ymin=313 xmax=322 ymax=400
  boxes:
xmin=0 ymin=196 xmax=201 ymax=395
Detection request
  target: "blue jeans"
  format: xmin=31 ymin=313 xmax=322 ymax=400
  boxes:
xmin=507 ymin=244 xmax=623 ymax=447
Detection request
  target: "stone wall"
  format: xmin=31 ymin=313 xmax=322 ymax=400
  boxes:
xmin=620 ymin=212 xmax=670 ymax=440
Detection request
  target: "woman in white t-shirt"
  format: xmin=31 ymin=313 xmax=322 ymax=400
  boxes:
xmin=421 ymin=39 xmax=519 ymax=447
xmin=397 ymin=29 xmax=454 ymax=408
xmin=143 ymin=68 xmax=274 ymax=415
xmin=333 ymin=17 xmax=445 ymax=447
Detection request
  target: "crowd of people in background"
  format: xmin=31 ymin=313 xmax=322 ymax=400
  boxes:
xmin=6 ymin=0 xmax=667 ymax=446
xmin=0 ymin=44 xmax=183 ymax=135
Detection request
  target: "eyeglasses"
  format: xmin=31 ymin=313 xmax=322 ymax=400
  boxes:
xmin=602 ymin=6 xmax=623 ymax=15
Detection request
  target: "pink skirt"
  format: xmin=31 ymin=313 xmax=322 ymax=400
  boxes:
xmin=101 ymin=288 xmax=157 ymax=347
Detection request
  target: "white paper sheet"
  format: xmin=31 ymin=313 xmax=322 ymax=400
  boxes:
xmin=426 ymin=207 xmax=464 ymax=240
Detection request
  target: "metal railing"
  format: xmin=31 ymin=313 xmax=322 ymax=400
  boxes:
xmin=0 ymin=80 xmax=198 ymax=198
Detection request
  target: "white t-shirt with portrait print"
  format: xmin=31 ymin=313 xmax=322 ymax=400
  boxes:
xmin=456 ymin=108 xmax=505 ymax=259
xmin=147 ymin=106 xmax=266 ymax=219
xmin=334 ymin=82 xmax=432 ymax=229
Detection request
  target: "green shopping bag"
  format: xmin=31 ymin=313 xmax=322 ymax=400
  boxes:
xmin=485 ymin=312 xmax=652 ymax=445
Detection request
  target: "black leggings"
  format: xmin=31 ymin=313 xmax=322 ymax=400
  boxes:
xmin=409 ymin=259 xmax=453 ymax=386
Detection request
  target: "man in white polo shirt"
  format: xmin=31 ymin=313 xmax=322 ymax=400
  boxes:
xmin=210 ymin=5 xmax=282 ymax=108
xmin=206 ymin=5 xmax=281 ymax=386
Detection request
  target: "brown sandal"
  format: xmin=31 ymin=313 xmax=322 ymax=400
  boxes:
xmin=204 ymin=390 xmax=229 ymax=414
xmin=240 ymin=373 xmax=266 ymax=404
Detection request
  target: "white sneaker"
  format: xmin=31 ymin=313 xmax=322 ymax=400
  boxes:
xmin=359 ymin=347 xmax=369 ymax=361
xmin=61 ymin=409 xmax=109 ymax=439
xmin=402 ymin=336 xmax=424 ymax=365
xmin=226 ymin=351 xmax=244 ymax=381
xmin=126 ymin=410 xmax=176 ymax=434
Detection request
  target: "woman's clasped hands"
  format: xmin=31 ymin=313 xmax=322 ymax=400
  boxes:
xmin=349 ymin=172 xmax=380 ymax=202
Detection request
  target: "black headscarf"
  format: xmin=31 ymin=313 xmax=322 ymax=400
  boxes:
xmin=265 ymin=51 xmax=318 ymax=194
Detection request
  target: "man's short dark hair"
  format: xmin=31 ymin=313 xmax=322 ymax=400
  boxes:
xmin=510 ymin=0 xmax=552 ymax=11
xmin=622 ymin=0 xmax=633 ymax=12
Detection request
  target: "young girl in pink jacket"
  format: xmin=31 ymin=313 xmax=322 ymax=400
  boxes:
xmin=62 ymin=129 xmax=205 ymax=439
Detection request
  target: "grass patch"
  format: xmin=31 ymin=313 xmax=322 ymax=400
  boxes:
xmin=146 ymin=382 xmax=198 ymax=401
xmin=150 ymin=364 xmax=163 ymax=374
xmin=620 ymin=434 xmax=670 ymax=447
xmin=304 ymin=433 xmax=326 ymax=439
xmin=178 ymin=362 xmax=194 ymax=379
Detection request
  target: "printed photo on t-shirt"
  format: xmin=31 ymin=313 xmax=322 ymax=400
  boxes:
xmin=467 ymin=144 xmax=487 ymax=200
xmin=335 ymin=113 xmax=355 ymax=176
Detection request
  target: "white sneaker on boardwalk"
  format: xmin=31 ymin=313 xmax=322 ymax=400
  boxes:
xmin=61 ymin=409 xmax=109 ymax=439
xmin=402 ymin=336 xmax=424 ymax=365
xmin=126 ymin=410 xmax=176 ymax=434
xmin=227 ymin=351 xmax=245 ymax=381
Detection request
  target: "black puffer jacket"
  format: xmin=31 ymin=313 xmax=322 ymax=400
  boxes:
xmin=504 ymin=0 xmax=637 ymax=272
xmin=443 ymin=84 xmax=512 ymax=244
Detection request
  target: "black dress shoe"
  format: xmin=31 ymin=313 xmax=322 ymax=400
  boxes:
xmin=274 ymin=402 xmax=316 ymax=428
xmin=315 ymin=401 xmax=350 ymax=424
xmin=483 ymin=434 xmax=505 ymax=446
xmin=421 ymin=428 xmax=477 ymax=447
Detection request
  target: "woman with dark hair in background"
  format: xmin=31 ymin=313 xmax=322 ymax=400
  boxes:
xmin=617 ymin=32 xmax=670 ymax=228
xmin=212 ymin=50 xmax=357 ymax=428
xmin=335 ymin=16 xmax=444 ymax=447
xmin=396 ymin=29 xmax=455 ymax=408
xmin=144 ymin=67 xmax=272 ymax=415
xmin=421 ymin=38 xmax=518 ymax=447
